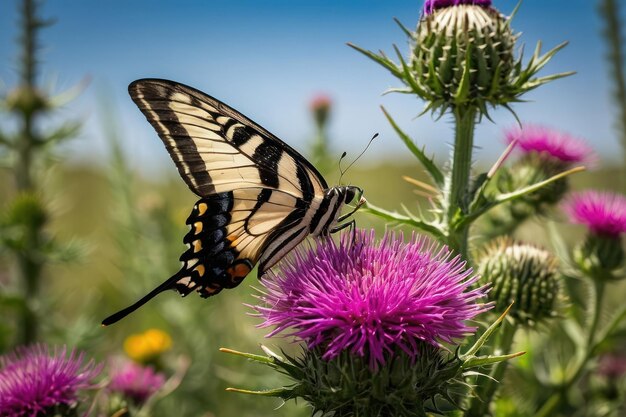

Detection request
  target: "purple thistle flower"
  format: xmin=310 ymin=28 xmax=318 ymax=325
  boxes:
xmin=109 ymin=360 xmax=165 ymax=404
xmin=423 ymin=0 xmax=492 ymax=15
xmin=255 ymin=230 xmax=490 ymax=369
xmin=0 ymin=344 xmax=101 ymax=417
xmin=505 ymin=125 xmax=596 ymax=166
xmin=563 ymin=190 xmax=626 ymax=237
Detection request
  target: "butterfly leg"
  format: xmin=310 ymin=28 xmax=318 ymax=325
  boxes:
xmin=335 ymin=219 xmax=359 ymax=245
xmin=330 ymin=219 xmax=354 ymax=234
xmin=337 ymin=207 xmax=359 ymax=223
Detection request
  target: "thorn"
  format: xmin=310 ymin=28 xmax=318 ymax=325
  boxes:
xmin=402 ymin=175 xmax=438 ymax=193
xmin=487 ymin=139 xmax=517 ymax=178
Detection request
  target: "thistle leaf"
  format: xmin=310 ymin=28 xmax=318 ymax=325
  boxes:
xmin=462 ymin=351 xmax=525 ymax=369
xmin=363 ymin=202 xmax=445 ymax=239
xmin=381 ymin=106 xmax=444 ymax=187
xmin=462 ymin=304 xmax=513 ymax=358
xmin=347 ymin=43 xmax=403 ymax=79
xmin=225 ymin=387 xmax=294 ymax=398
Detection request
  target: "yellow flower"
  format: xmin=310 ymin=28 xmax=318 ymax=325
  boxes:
xmin=124 ymin=328 xmax=172 ymax=363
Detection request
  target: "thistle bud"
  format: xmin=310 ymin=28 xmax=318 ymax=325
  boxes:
xmin=574 ymin=235 xmax=624 ymax=275
xmin=413 ymin=0 xmax=516 ymax=111
xmin=310 ymin=94 xmax=332 ymax=130
xmin=563 ymin=191 xmax=626 ymax=277
xmin=350 ymin=0 xmax=570 ymax=117
xmin=485 ymin=126 xmax=595 ymax=235
xmin=496 ymin=153 xmax=569 ymax=219
xmin=478 ymin=239 xmax=561 ymax=326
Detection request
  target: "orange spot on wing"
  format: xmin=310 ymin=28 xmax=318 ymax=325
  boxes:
xmin=194 ymin=221 xmax=203 ymax=234
xmin=203 ymin=285 xmax=220 ymax=295
xmin=197 ymin=202 xmax=208 ymax=215
xmin=194 ymin=264 xmax=206 ymax=277
xmin=193 ymin=240 xmax=202 ymax=253
xmin=227 ymin=262 xmax=252 ymax=282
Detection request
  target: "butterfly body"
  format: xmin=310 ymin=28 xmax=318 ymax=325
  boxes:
xmin=102 ymin=79 xmax=364 ymax=326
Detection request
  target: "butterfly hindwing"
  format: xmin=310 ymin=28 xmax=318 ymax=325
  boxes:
xmin=175 ymin=192 xmax=251 ymax=298
xmin=174 ymin=188 xmax=305 ymax=298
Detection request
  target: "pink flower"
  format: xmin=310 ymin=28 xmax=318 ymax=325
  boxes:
xmin=0 ymin=345 xmax=101 ymax=416
xmin=505 ymin=125 xmax=596 ymax=166
xmin=563 ymin=190 xmax=626 ymax=237
xmin=309 ymin=94 xmax=332 ymax=113
xmin=255 ymin=230 xmax=490 ymax=369
xmin=109 ymin=361 xmax=165 ymax=404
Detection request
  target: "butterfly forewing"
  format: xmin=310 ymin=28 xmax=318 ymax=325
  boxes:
xmin=101 ymin=79 xmax=345 ymax=326
xmin=129 ymin=79 xmax=327 ymax=198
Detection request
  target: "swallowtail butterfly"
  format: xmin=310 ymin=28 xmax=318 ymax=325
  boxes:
xmin=102 ymin=79 xmax=365 ymax=326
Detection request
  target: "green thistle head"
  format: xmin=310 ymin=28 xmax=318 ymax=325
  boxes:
xmin=478 ymin=238 xmax=561 ymax=326
xmin=412 ymin=3 xmax=516 ymax=113
xmin=289 ymin=345 xmax=461 ymax=417
xmin=349 ymin=0 xmax=571 ymax=117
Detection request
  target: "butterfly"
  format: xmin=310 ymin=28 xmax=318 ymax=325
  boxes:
xmin=102 ymin=79 xmax=366 ymax=326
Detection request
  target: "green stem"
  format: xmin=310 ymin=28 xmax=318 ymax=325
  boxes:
xmin=598 ymin=0 xmax=626 ymax=192
xmin=533 ymin=279 xmax=605 ymax=417
xmin=447 ymin=107 xmax=476 ymax=260
xmin=15 ymin=0 xmax=43 ymax=345
xmin=465 ymin=321 xmax=517 ymax=417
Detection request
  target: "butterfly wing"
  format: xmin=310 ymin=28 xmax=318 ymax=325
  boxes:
xmin=102 ymin=79 xmax=329 ymax=326
xmin=129 ymin=78 xmax=328 ymax=197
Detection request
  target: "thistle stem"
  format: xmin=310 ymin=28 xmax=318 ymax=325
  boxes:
xmin=598 ymin=0 xmax=626 ymax=192
xmin=15 ymin=0 xmax=43 ymax=345
xmin=533 ymin=279 xmax=606 ymax=417
xmin=465 ymin=321 xmax=516 ymax=417
xmin=447 ymin=107 xmax=476 ymax=260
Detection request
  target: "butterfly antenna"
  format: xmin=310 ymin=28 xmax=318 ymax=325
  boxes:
xmin=338 ymin=151 xmax=348 ymax=184
xmin=342 ymin=133 xmax=378 ymax=179
xmin=101 ymin=274 xmax=180 ymax=326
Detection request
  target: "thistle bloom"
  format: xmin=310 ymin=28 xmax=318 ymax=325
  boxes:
xmin=0 ymin=345 xmax=101 ymax=416
xmin=256 ymin=230 xmax=489 ymax=368
xmin=505 ymin=125 xmax=596 ymax=166
xmin=310 ymin=94 xmax=332 ymax=128
xmin=109 ymin=361 xmax=165 ymax=404
xmin=563 ymin=191 xmax=626 ymax=237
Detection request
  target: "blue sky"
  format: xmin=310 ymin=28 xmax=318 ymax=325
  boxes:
xmin=0 ymin=0 xmax=623 ymax=175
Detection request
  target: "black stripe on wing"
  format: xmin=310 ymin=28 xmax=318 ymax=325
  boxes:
xmin=129 ymin=79 xmax=327 ymax=199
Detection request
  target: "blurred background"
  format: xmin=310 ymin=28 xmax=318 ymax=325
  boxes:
xmin=0 ymin=0 xmax=624 ymax=416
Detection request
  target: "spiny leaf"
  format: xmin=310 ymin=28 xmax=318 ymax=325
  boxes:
xmin=219 ymin=348 xmax=276 ymax=365
xmin=381 ymin=106 xmax=444 ymax=187
xmin=460 ymin=166 xmax=585 ymax=227
xmin=347 ymin=43 xmax=403 ymax=79
xmin=363 ymin=201 xmax=445 ymax=239
xmin=393 ymin=17 xmax=414 ymax=39
xmin=225 ymin=387 xmax=294 ymax=398
xmin=463 ymin=304 xmax=513 ymax=358
xmin=462 ymin=351 xmax=525 ymax=369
